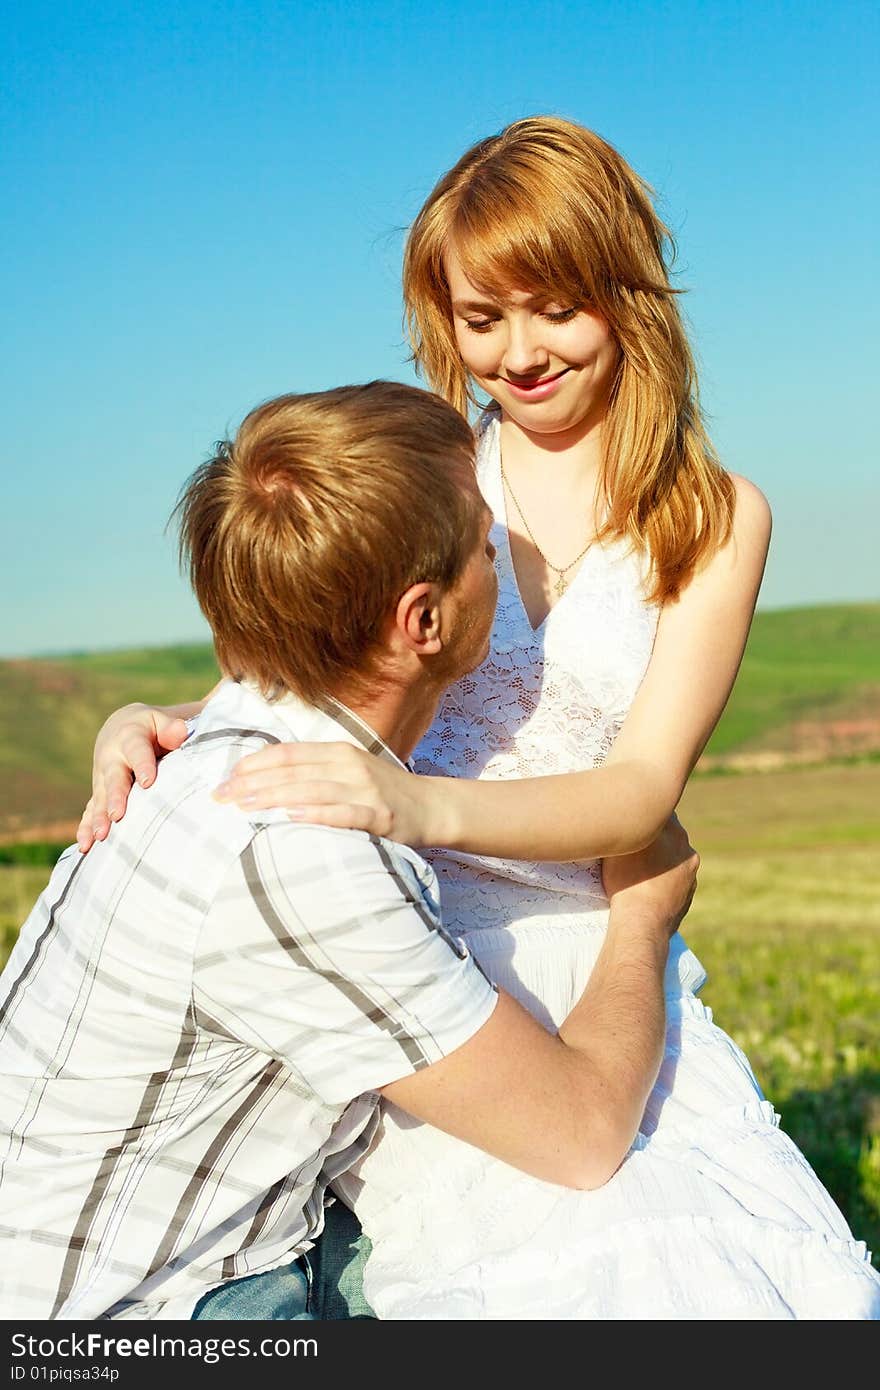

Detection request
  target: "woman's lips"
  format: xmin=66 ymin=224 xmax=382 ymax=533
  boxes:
xmin=500 ymin=369 xmax=570 ymax=401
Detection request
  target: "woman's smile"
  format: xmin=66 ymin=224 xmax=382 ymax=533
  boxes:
xmin=501 ymin=368 xmax=571 ymax=400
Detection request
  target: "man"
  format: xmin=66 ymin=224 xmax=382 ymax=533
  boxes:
xmin=0 ymin=382 xmax=697 ymax=1319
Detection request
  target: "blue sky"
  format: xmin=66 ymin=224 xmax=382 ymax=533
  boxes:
xmin=2 ymin=0 xmax=877 ymax=657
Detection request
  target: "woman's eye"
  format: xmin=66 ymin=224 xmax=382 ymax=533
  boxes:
xmin=464 ymin=318 xmax=496 ymax=333
xmin=543 ymin=307 xmax=578 ymax=324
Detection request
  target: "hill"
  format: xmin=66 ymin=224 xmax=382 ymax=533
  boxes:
xmin=701 ymin=602 xmax=880 ymax=766
xmin=1 ymin=602 xmax=878 ymax=840
xmin=0 ymin=644 xmax=220 ymax=840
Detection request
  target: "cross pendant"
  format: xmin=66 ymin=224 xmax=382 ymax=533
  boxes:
xmin=554 ymin=574 xmax=567 ymax=597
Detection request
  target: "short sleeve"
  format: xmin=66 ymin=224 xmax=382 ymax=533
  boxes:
xmin=193 ymin=824 xmax=497 ymax=1105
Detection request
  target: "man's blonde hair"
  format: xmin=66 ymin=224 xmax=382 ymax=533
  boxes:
xmin=403 ymin=116 xmax=735 ymax=601
xmin=176 ymin=381 xmax=481 ymax=704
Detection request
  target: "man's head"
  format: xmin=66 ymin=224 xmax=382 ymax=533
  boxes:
xmin=176 ymin=381 xmax=496 ymax=706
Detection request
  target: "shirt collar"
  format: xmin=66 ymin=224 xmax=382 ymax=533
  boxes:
xmin=240 ymin=682 xmax=411 ymax=772
xmin=316 ymin=694 xmax=410 ymax=770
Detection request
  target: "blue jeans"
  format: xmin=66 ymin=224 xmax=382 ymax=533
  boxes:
xmin=193 ymin=1201 xmax=375 ymax=1320
xmin=193 ymin=1258 xmax=313 ymax=1320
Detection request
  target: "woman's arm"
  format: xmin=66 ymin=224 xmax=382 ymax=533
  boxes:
xmin=433 ymin=474 xmax=772 ymax=857
xmin=221 ymin=476 xmax=770 ymax=859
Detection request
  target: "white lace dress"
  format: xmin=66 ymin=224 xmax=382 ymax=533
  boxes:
xmin=335 ymin=413 xmax=880 ymax=1319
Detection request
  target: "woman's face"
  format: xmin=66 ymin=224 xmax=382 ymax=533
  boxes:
xmin=445 ymin=246 xmax=620 ymax=440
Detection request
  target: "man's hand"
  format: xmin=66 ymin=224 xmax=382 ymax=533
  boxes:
xmin=601 ymin=816 xmax=699 ymax=939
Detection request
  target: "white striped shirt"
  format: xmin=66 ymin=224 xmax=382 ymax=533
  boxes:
xmin=0 ymin=681 xmax=497 ymax=1319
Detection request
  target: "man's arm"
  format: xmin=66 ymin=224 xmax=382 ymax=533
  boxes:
xmin=198 ymin=817 xmax=695 ymax=1193
xmin=381 ymin=819 xmax=695 ymax=1189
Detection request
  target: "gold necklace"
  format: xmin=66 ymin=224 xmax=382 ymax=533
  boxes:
xmin=501 ymin=458 xmax=595 ymax=598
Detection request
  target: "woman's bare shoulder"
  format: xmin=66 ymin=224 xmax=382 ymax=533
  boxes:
xmin=728 ymin=472 xmax=772 ymax=540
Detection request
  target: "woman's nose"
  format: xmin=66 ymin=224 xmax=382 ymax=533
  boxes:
xmin=502 ymin=318 xmax=549 ymax=378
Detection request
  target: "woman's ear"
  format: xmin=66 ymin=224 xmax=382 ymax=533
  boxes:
xmin=394 ymin=581 xmax=444 ymax=656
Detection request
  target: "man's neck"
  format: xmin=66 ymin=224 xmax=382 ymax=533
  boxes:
xmin=332 ymin=679 xmax=441 ymax=763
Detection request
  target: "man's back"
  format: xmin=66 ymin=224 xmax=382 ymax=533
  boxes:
xmin=0 ymin=682 xmax=495 ymax=1319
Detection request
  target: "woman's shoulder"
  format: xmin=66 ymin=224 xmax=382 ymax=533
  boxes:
xmin=474 ymin=406 xmax=500 ymax=476
xmin=728 ymin=473 xmax=772 ymax=543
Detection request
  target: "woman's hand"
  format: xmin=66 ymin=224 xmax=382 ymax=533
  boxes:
xmin=76 ymin=704 xmax=191 ymax=852
xmin=214 ymin=742 xmax=441 ymax=848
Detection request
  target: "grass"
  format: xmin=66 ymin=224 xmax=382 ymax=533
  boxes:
xmin=0 ymin=643 xmax=220 ymax=835
xmin=2 ymin=760 xmax=878 ymax=1268
xmin=0 ymin=865 xmax=49 ymax=968
xmin=679 ymin=763 xmax=880 ymax=1265
xmin=703 ymin=602 xmax=880 ymax=757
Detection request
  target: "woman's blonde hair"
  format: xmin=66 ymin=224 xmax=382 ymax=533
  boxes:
xmin=403 ymin=116 xmax=735 ymax=600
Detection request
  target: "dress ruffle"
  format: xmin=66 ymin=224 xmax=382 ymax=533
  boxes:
xmin=347 ymin=993 xmax=880 ymax=1320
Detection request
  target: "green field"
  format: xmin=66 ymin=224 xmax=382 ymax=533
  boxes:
xmin=679 ymin=763 xmax=880 ymax=1265
xmin=1 ymin=601 xmax=878 ymax=838
xmin=703 ymin=602 xmax=880 ymax=758
xmin=3 ymin=760 xmax=878 ymax=1267
xmin=0 ymin=643 xmax=220 ymax=837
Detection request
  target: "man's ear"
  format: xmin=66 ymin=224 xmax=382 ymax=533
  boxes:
xmin=393 ymin=581 xmax=444 ymax=656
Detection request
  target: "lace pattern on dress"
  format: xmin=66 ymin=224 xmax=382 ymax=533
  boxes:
xmin=413 ymin=412 xmax=660 ymax=934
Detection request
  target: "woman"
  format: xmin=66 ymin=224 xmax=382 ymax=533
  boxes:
xmin=81 ymin=118 xmax=879 ymax=1318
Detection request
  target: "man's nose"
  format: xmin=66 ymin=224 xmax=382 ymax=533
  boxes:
xmin=502 ymin=318 xmax=549 ymax=377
